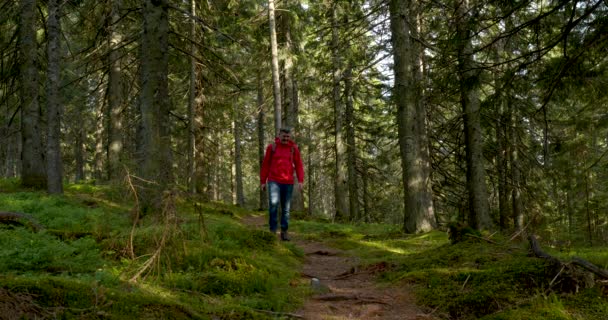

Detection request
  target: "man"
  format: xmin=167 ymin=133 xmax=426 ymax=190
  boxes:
xmin=260 ymin=127 xmax=304 ymax=241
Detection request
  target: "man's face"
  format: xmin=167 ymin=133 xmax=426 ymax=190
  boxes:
xmin=280 ymin=132 xmax=291 ymax=144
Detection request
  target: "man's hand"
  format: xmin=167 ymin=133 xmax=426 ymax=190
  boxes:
xmin=261 ymin=184 xmax=266 ymax=191
xmin=298 ymin=182 xmax=303 ymax=192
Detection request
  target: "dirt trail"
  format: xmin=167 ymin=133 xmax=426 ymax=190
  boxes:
xmin=241 ymin=215 xmax=435 ymax=320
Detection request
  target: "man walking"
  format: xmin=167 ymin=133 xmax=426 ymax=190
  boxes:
xmin=260 ymin=127 xmax=304 ymax=241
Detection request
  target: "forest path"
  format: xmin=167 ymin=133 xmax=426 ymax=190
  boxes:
xmin=240 ymin=214 xmax=435 ymax=320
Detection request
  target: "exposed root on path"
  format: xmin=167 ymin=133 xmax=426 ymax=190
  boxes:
xmin=240 ymin=214 xmax=435 ymax=320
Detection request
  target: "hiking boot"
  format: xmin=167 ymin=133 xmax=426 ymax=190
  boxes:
xmin=280 ymin=231 xmax=290 ymax=241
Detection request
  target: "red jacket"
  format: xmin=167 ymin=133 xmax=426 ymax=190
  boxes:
xmin=260 ymin=137 xmax=304 ymax=185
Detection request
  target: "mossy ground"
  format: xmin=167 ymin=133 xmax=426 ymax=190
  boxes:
xmin=1 ymin=178 xmax=606 ymax=319
xmin=290 ymin=219 xmax=608 ymax=320
xmin=0 ymin=179 xmax=307 ymax=319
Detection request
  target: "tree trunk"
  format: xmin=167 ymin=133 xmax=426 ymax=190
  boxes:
xmin=282 ymin=11 xmax=305 ymax=212
xmin=268 ymin=0 xmax=282 ymax=136
xmin=19 ymin=0 xmax=46 ymax=189
xmin=94 ymin=101 xmax=105 ymax=180
xmin=497 ymin=98 xmax=509 ymax=230
xmin=510 ymin=100 xmax=523 ymax=232
xmin=331 ymin=3 xmax=349 ymax=222
xmin=74 ymin=127 xmax=85 ymax=182
xmin=187 ymin=0 xmax=197 ymax=193
xmin=389 ymin=0 xmax=436 ymax=233
xmin=307 ymin=124 xmax=313 ymax=216
xmin=257 ymin=71 xmax=268 ymax=210
xmin=344 ymin=65 xmax=359 ymax=221
xmin=139 ymin=0 xmax=171 ymax=212
xmin=46 ymin=0 xmax=63 ymax=194
xmin=282 ymin=11 xmax=296 ymax=129
xmin=496 ymin=11 xmax=515 ymax=231
xmin=413 ymin=4 xmax=436 ymax=231
xmin=234 ymin=103 xmax=245 ymax=207
xmin=107 ymin=0 xmax=123 ymax=181
xmin=585 ymin=173 xmax=593 ymax=246
xmin=455 ymin=0 xmax=493 ymax=231
xmin=362 ymin=163 xmax=370 ymax=223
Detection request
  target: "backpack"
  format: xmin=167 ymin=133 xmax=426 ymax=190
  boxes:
xmin=271 ymin=142 xmax=295 ymax=165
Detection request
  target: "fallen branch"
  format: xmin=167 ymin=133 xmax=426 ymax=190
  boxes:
xmin=528 ymin=234 xmax=607 ymax=292
xmin=0 ymin=212 xmax=44 ymax=231
xmin=465 ymin=233 xmax=498 ymax=244
xmin=528 ymin=235 xmax=564 ymax=265
xmin=461 ymin=274 xmax=471 ymax=291
xmin=572 ymin=257 xmax=608 ymax=279
xmin=509 ymin=221 xmax=532 ymax=242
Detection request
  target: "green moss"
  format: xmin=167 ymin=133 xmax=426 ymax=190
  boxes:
xmin=0 ymin=228 xmax=104 ymax=273
xmin=0 ymin=276 xmax=208 ymax=319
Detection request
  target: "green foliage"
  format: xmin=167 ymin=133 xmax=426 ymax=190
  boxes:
xmin=0 ymin=191 xmax=130 ymax=237
xmin=211 ymin=223 xmax=277 ymax=251
xmin=0 ymin=275 xmax=207 ymax=319
xmin=0 ymin=180 xmax=306 ymax=319
xmin=0 ymin=228 xmax=104 ymax=274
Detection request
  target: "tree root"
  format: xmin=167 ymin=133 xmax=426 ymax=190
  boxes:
xmin=528 ymin=234 xmax=607 ymax=293
xmin=313 ymin=293 xmax=389 ymax=305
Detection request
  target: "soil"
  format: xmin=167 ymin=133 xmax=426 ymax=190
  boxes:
xmin=241 ymin=214 xmax=437 ymax=320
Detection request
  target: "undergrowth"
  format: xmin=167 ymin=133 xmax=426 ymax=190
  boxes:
xmin=290 ymin=219 xmax=608 ymax=320
xmin=2 ymin=177 xmax=606 ymax=320
xmin=0 ymin=180 xmax=307 ymax=319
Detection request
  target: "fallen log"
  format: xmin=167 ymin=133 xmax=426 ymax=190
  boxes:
xmin=528 ymin=234 xmax=607 ymax=291
xmin=572 ymin=257 xmax=608 ymax=279
xmin=0 ymin=212 xmax=44 ymax=231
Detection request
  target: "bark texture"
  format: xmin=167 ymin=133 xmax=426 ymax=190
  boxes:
xmin=19 ymin=0 xmax=46 ymax=189
xmin=455 ymin=0 xmax=493 ymax=230
xmin=46 ymin=0 xmax=63 ymax=194
xmin=187 ymin=0 xmax=196 ymax=193
xmin=139 ymin=0 xmax=171 ymax=212
xmin=234 ymin=104 xmax=245 ymax=207
xmin=107 ymin=0 xmax=123 ymax=180
xmin=331 ymin=3 xmax=349 ymax=221
xmin=344 ymin=66 xmax=359 ymax=221
xmin=257 ymin=72 xmax=268 ymax=210
xmin=268 ymin=0 xmax=282 ymax=136
xmin=390 ymin=0 xmax=436 ymax=233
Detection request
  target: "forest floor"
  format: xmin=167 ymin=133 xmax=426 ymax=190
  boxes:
xmin=241 ymin=214 xmax=435 ymax=320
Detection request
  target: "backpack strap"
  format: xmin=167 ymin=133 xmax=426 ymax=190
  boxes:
xmin=270 ymin=143 xmax=295 ymax=164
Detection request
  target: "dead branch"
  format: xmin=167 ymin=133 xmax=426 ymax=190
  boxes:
xmin=129 ymin=190 xmax=178 ymax=283
xmin=572 ymin=257 xmax=608 ymax=279
xmin=528 ymin=235 xmax=562 ymax=265
xmin=0 ymin=212 xmax=44 ymax=231
xmin=124 ymin=166 xmax=139 ymax=259
xmin=509 ymin=221 xmax=532 ymax=242
xmin=528 ymin=234 xmax=607 ymax=291
xmin=461 ymin=274 xmax=471 ymax=291
xmin=465 ymin=233 xmax=498 ymax=244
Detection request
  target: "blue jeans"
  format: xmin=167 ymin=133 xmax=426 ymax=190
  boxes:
xmin=268 ymin=181 xmax=293 ymax=232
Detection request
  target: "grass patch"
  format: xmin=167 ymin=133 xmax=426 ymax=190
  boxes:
xmin=0 ymin=180 xmax=308 ymax=319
